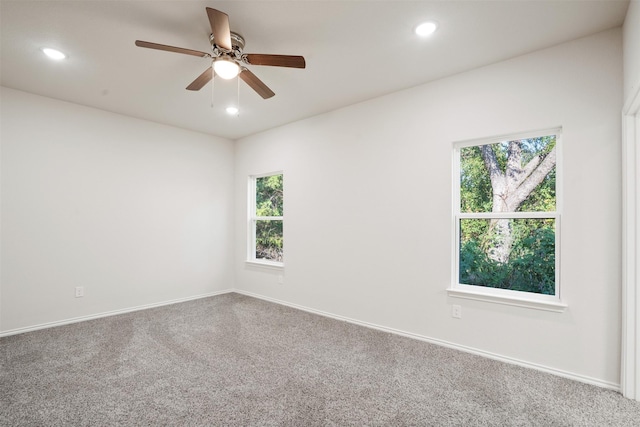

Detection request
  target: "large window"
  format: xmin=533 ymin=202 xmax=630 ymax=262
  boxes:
xmin=248 ymin=172 xmax=283 ymax=266
xmin=451 ymin=129 xmax=563 ymax=308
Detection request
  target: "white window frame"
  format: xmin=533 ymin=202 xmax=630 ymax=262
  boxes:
xmin=246 ymin=171 xmax=284 ymax=269
xmin=448 ymin=128 xmax=566 ymax=312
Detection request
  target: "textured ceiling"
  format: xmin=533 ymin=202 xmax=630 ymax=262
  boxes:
xmin=0 ymin=0 xmax=629 ymax=140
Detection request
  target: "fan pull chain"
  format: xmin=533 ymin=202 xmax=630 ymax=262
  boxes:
xmin=236 ymin=74 xmax=240 ymax=117
xmin=210 ymin=66 xmax=215 ymax=109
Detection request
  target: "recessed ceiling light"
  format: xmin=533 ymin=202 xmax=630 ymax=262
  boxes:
xmin=42 ymin=48 xmax=66 ymax=60
xmin=415 ymin=21 xmax=438 ymax=37
xmin=226 ymin=106 xmax=239 ymax=115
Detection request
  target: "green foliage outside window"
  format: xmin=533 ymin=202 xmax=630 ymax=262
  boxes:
xmin=459 ymin=136 xmax=557 ymax=295
xmin=255 ymin=174 xmax=283 ymax=262
xmin=459 ymin=219 xmax=556 ymax=295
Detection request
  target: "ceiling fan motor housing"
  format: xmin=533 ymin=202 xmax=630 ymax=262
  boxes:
xmin=210 ymin=32 xmax=245 ymax=54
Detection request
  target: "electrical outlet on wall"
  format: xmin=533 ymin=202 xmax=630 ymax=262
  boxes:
xmin=452 ymin=304 xmax=462 ymax=319
xmin=75 ymin=286 xmax=84 ymax=298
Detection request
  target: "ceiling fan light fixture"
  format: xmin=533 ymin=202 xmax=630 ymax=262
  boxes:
xmin=42 ymin=47 xmax=66 ymax=60
xmin=213 ymin=58 xmax=240 ymax=79
xmin=415 ymin=21 xmax=438 ymax=37
xmin=226 ymin=106 xmax=239 ymax=115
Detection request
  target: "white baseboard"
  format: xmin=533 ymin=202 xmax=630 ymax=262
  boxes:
xmin=234 ymin=289 xmax=621 ymax=393
xmin=0 ymin=289 xmax=235 ymax=338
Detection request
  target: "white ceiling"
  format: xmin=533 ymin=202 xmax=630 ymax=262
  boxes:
xmin=1 ymin=0 xmax=629 ymax=140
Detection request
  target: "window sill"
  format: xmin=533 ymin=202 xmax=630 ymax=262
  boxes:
xmin=447 ymin=287 xmax=567 ymax=313
xmin=245 ymin=260 xmax=284 ymax=272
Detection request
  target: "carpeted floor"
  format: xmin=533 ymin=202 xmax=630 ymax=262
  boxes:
xmin=1 ymin=292 xmax=639 ymax=426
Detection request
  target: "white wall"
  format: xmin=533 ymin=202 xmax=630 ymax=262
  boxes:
xmin=624 ymin=0 xmax=640 ymax=103
xmin=234 ymin=29 xmax=623 ymax=388
xmin=0 ymin=88 xmax=235 ymax=333
xmin=622 ymin=0 xmax=640 ymax=400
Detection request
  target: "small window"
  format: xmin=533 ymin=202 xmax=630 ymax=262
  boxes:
xmin=451 ymin=130 xmax=563 ymax=308
xmin=248 ymin=172 xmax=283 ymax=266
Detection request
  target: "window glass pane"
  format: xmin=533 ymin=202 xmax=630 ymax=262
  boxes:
xmin=256 ymin=174 xmax=283 ymax=216
xmin=460 ymin=135 xmax=556 ymax=213
xmin=459 ymin=218 xmax=555 ymax=295
xmin=256 ymin=220 xmax=283 ymax=262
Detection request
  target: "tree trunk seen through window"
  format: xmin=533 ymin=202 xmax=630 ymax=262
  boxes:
xmin=479 ymin=139 xmax=556 ymax=263
xmin=459 ymin=136 xmax=557 ymax=294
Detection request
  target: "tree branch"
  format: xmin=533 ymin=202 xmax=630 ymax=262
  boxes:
xmin=517 ymin=154 xmax=542 ymax=187
xmin=506 ymin=141 xmax=522 ymax=180
xmin=480 ymin=145 xmax=503 ymax=187
xmin=512 ymin=146 xmax=556 ymax=207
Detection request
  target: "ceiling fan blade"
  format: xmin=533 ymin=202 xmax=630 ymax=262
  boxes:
xmin=244 ymin=54 xmax=306 ymax=69
xmin=186 ymin=67 xmax=213 ymax=91
xmin=239 ymin=69 xmax=275 ymax=99
xmin=135 ymin=40 xmax=210 ymax=58
xmin=206 ymin=8 xmax=232 ymax=51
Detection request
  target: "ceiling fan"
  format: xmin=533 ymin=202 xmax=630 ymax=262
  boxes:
xmin=135 ymin=7 xmax=305 ymax=99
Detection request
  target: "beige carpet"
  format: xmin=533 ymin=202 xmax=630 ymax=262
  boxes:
xmin=1 ymin=292 xmax=639 ymax=426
